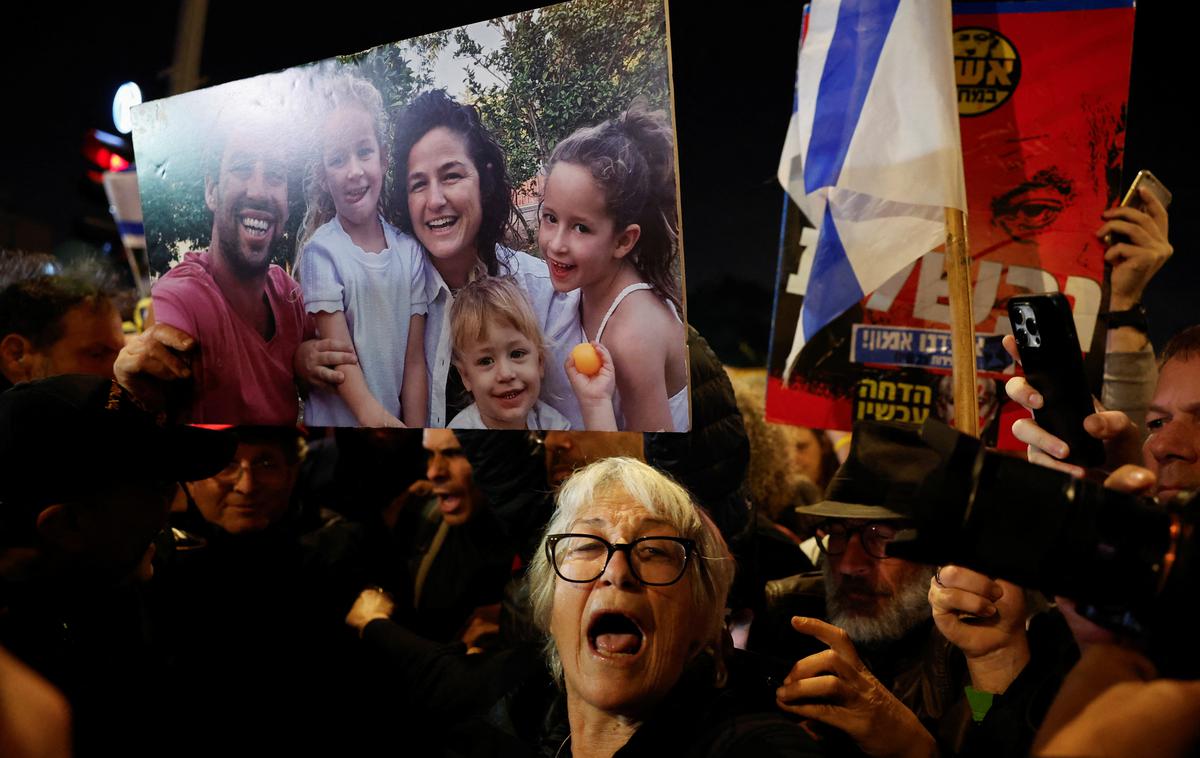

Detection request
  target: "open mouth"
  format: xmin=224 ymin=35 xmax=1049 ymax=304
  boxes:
xmin=435 ymin=492 xmax=464 ymax=515
xmin=588 ymin=612 xmax=644 ymax=656
xmin=238 ymin=213 xmax=273 ymax=239
xmin=345 ymin=185 xmax=370 ymax=204
xmin=426 ymin=216 xmax=458 ymax=231
xmin=548 ymin=259 xmax=576 ymax=277
xmin=490 ymin=387 xmax=528 ymax=412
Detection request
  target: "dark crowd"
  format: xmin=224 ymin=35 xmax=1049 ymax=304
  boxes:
xmin=0 ymin=113 xmax=1196 ymax=757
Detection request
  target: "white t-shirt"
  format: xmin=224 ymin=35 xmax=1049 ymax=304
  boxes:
xmin=300 ymin=217 xmax=427 ymax=426
xmin=447 ymin=399 xmax=572 ymax=431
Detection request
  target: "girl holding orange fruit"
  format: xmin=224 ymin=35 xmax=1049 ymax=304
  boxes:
xmin=540 ymin=105 xmax=687 ymax=432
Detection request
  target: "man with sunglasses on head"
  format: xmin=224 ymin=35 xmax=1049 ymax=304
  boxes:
xmin=769 ymin=422 xmax=1076 ymax=758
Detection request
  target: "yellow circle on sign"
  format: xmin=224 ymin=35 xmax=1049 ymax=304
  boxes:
xmin=954 ymin=27 xmax=1021 ymax=117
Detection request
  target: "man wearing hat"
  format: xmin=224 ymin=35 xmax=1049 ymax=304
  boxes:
xmin=0 ymin=374 xmax=235 ymax=752
xmin=790 ymin=422 xmax=944 ymax=646
xmin=770 ymin=421 xmax=1075 ymax=758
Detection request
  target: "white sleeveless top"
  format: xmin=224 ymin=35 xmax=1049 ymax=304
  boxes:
xmin=590 ymin=283 xmax=689 ymax=432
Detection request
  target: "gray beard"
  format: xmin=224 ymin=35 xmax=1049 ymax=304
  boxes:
xmin=823 ymin=561 xmax=935 ymax=644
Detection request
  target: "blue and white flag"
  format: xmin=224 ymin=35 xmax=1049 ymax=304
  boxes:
xmin=777 ymin=0 xmax=965 ymax=383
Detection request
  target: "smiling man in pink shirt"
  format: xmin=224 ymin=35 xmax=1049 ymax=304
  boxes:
xmin=127 ymin=112 xmax=312 ymax=425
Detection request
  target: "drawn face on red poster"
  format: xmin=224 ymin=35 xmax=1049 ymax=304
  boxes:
xmin=959 ymin=9 xmax=1129 ymax=341
xmin=865 ymin=6 xmax=1132 ymax=348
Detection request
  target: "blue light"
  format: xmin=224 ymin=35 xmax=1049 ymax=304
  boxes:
xmin=112 ymin=82 xmax=142 ymax=135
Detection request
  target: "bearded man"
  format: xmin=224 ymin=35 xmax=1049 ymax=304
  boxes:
xmin=767 ymin=422 xmax=1075 ymax=758
xmin=128 ymin=106 xmax=309 ymax=425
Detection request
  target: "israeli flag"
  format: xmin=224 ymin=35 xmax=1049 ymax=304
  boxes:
xmin=778 ymin=0 xmax=966 ymax=383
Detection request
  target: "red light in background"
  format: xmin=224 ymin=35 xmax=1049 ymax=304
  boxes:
xmin=107 ymin=152 xmax=130 ymax=172
xmin=83 ymin=129 xmax=132 ymax=181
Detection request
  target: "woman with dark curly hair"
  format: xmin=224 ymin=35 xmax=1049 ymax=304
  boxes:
xmin=391 ymin=90 xmax=581 ymax=428
xmin=295 ymin=90 xmax=580 ymax=428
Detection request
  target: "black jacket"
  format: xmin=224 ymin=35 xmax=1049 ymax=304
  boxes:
xmin=756 ymin=571 xmax=1078 ymax=757
xmin=359 ymin=618 xmax=841 ymax=757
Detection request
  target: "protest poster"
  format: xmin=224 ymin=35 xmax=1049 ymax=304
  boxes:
xmin=767 ymin=0 xmax=1135 ymax=448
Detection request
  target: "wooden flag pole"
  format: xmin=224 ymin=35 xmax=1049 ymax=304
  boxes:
xmin=944 ymin=207 xmax=979 ymax=438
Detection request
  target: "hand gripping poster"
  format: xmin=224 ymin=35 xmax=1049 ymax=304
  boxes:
xmin=766 ymin=0 xmax=1136 ymax=448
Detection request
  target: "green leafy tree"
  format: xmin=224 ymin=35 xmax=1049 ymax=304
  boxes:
xmin=454 ymin=0 xmax=671 ymax=186
xmin=339 ymin=41 xmax=427 ymax=111
xmin=404 ymin=30 xmax=453 ymax=97
xmin=140 ymin=49 xmax=426 ymax=275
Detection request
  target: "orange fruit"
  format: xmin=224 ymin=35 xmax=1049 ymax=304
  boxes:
xmin=571 ymin=342 xmax=602 ymax=376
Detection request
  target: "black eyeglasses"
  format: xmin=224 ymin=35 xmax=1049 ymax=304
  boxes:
xmin=813 ymin=521 xmax=900 ymax=560
xmin=546 ymin=533 xmax=695 ymax=586
xmin=214 ymin=456 xmax=288 ymax=484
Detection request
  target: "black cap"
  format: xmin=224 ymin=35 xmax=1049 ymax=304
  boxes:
xmin=0 ymin=375 xmax=237 ymax=509
xmin=795 ymin=421 xmax=943 ymax=520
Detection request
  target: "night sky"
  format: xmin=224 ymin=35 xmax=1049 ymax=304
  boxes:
xmin=1 ymin=1 xmax=1192 ymax=364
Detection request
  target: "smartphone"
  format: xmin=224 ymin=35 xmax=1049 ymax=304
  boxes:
xmin=1007 ymin=293 xmax=1105 ymax=468
xmin=1104 ymin=170 xmax=1172 ymax=246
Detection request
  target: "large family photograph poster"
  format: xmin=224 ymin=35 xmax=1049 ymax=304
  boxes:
xmin=133 ymin=0 xmax=690 ymax=432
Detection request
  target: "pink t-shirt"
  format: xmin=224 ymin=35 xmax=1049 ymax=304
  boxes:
xmin=152 ymin=251 xmax=308 ymax=425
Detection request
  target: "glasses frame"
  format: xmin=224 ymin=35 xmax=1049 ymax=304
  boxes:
xmin=545 ymin=533 xmax=696 ymax=586
xmin=813 ymin=520 xmax=900 ymax=560
xmin=213 ymin=455 xmax=289 ymax=484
